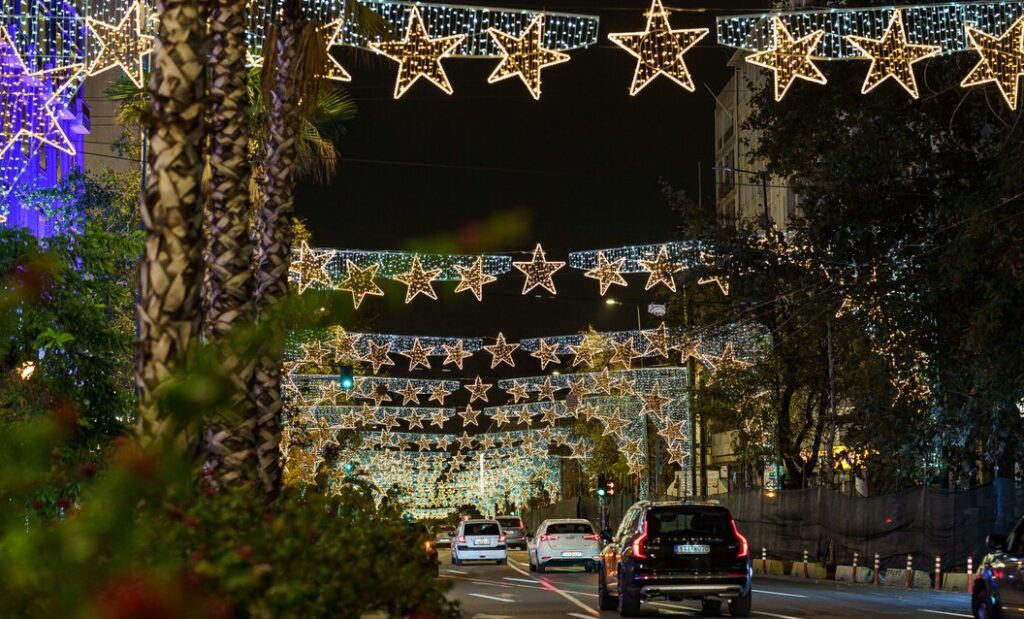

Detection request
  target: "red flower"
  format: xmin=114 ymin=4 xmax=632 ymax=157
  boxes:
xmin=79 ymin=461 xmax=98 ymax=479
xmin=94 ymin=574 xmax=183 ymax=619
xmin=183 ymin=515 xmax=200 ymax=529
xmin=56 ymin=498 xmax=72 ymax=510
xmin=236 ymin=546 xmax=253 ymax=560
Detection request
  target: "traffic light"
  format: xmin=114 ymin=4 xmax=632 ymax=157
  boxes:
xmin=343 ymin=461 xmax=355 ymax=474
xmin=338 ymin=365 xmax=354 ymax=390
xmin=597 ymin=473 xmax=607 ymax=497
xmin=607 ymin=480 xmax=616 ymax=496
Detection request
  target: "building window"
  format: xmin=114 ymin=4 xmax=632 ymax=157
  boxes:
xmin=717 ymin=153 xmax=735 ymax=195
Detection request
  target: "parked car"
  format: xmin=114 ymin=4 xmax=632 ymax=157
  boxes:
xmin=434 ymin=524 xmax=456 ymax=547
xmin=973 ymin=514 xmax=1024 ymax=619
xmin=452 ymin=519 xmax=507 ymax=565
xmin=598 ymin=500 xmax=752 ymax=617
xmin=496 ymin=515 xmax=529 ymax=550
xmin=397 ymin=521 xmax=439 ymax=575
xmin=528 ymin=519 xmax=601 ymax=573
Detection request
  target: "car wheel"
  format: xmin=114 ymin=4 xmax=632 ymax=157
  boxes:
xmin=497 ymin=558 xmax=507 ymax=565
xmin=701 ymin=598 xmax=722 ymax=616
xmin=618 ymin=571 xmax=641 ymax=617
xmin=529 ymin=560 xmax=536 ymax=572
xmin=598 ymin=567 xmax=617 ymax=611
xmin=536 ymin=561 xmax=546 ymax=573
xmin=973 ymin=590 xmax=1002 ymax=619
xmin=729 ymin=590 xmax=752 ymax=617
xmin=452 ymin=555 xmax=460 ymax=566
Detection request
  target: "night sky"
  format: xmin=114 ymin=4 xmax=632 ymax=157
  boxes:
xmin=295 ymin=0 xmax=761 ymax=362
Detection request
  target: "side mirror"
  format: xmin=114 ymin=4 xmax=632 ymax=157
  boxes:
xmin=987 ymin=534 xmax=1008 ymax=551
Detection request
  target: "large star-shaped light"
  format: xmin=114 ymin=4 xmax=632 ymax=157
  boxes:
xmin=428 ymin=383 xmax=453 ymax=405
xmin=290 ymin=241 xmax=334 ymax=294
xmin=319 ymin=19 xmax=353 ymax=82
xmin=395 ymin=255 xmax=442 ymax=303
xmin=459 ymin=405 xmax=481 ymax=427
xmin=513 ymin=244 xmax=565 ymax=295
xmin=453 ymin=256 xmax=497 ymax=301
xmin=584 ymin=251 xmax=628 ymax=295
xmin=370 ymin=6 xmax=466 ymax=98
xmin=961 ymin=16 xmax=1024 ymax=110
xmin=398 ymin=337 xmax=434 ymax=370
xmin=608 ymin=0 xmax=708 ymax=95
xmin=465 ymin=375 xmax=493 ymax=403
xmin=506 ymin=380 xmax=530 ymax=403
xmin=638 ymin=244 xmax=681 ymax=291
xmin=338 ymin=260 xmax=384 ymax=309
xmin=441 ymin=340 xmax=473 ymax=369
xmin=85 ymin=1 xmax=153 ymax=87
xmin=487 ymin=15 xmax=569 ymax=100
xmin=530 ymin=339 xmax=562 ymax=370
xmin=846 ymin=10 xmax=940 ymax=99
xmin=362 ymin=340 xmax=395 ymax=374
xmin=483 ymin=332 xmax=520 ymax=368
xmin=0 ymin=29 xmax=80 ymax=159
xmin=746 ymin=17 xmax=827 ymax=101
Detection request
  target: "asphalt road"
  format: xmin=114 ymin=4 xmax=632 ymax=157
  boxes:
xmin=439 ymin=549 xmax=974 ymax=619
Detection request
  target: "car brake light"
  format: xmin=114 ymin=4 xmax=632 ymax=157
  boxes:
xmin=731 ymin=519 xmax=749 ymax=558
xmin=583 ymin=533 xmax=600 ymax=541
xmin=632 ymin=521 xmax=648 ymax=559
xmin=458 ymin=535 xmax=466 ymax=543
xmin=499 ymin=535 xmax=506 ymax=542
xmin=539 ymin=534 xmax=555 ymax=542
xmin=424 ymin=540 xmax=434 ymax=551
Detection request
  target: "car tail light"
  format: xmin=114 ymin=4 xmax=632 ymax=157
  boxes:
xmin=632 ymin=521 xmax=649 ymax=559
xmin=458 ymin=535 xmax=466 ymax=543
xmin=499 ymin=535 xmax=506 ymax=543
xmin=583 ymin=533 xmax=600 ymax=541
xmin=424 ymin=540 xmax=434 ymax=552
xmin=731 ymin=519 xmax=749 ymax=558
xmin=539 ymin=534 xmax=556 ymax=542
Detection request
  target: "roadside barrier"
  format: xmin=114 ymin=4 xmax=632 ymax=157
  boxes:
xmin=967 ymin=556 xmax=973 ymax=595
xmin=906 ymin=554 xmax=914 ymax=588
xmin=934 ymin=555 xmax=942 ymax=591
xmin=873 ymin=553 xmax=880 ymax=585
xmin=853 ymin=552 xmax=859 ymax=583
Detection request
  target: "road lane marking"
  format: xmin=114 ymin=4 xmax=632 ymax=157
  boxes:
xmin=752 ymin=612 xmax=807 ymax=619
xmin=468 ymin=593 xmax=515 ymax=603
xmin=569 ymin=613 xmax=597 ymax=619
xmin=446 ymin=569 xmax=469 ymax=575
xmin=503 ymin=577 xmax=539 ymax=584
xmin=508 ymin=562 xmax=599 ymax=616
xmin=918 ymin=611 xmax=972 ymax=618
xmin=753 ymin=588 xmax=808 ymax=598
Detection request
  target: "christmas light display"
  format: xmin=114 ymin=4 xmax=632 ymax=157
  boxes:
xmin=961 ymin=16 xmax=1024 ymax=109
xmin=428 ymin=382 xmax=454 ymax=405
xmin=318 ymin=19 xmax=353 ymax=82
xmin=397 ymin=338 xmax=434 ymax=370
xmin=362 ymin=339 xmax=395 ymax=374
xmin=745 ymin=17 xmax=827 ymax=102
xmin=845 ymin=9 xmax=941 ymax=99
xmin=698 ymin=275 xmax=730 ymax=296
xmin=513 ymin=244 xmax=565 ymax=295
xmin=583 ymin=251 xmax=628 ymax=295
xmin=394 ymin=255 xmax=442 ymax=302
xmin=453 ymin=256 xmax=498 ymax=301
xmin=607 ymin=0 xmax=708 ymax=95
xmin=290 ymin=241 xmax=334 ymax=294
xmin=530 ymin=338 xmax=562 ymax=370
xmin=506 ymin=380 xmax=530 ymax=403
xmin=487 ymin=15 xmax=569 ymax=100
xmin=442 ymin=339 xmax=474 ymax=369
xmin=638 ymin=244 xmax=683 ymax=291
xmin=483 ymin=332 xmax=519 ymax=368
xmin=395 ymin=380 xmax=423 ymax=405
xmin=370 ymin=6 xmax=466 ymax=98
xmin=458 ymin=405 xmax=481 ymax=427
xmin=337 ymin=260 xmax=384 ymax=309
xmin=85 ymin=1 xmax=153 ymax=87
xmin=465 ymin=376 xmax=493 ymax=403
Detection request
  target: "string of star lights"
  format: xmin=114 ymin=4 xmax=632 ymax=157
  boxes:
xmin=487 ymin=15 xmax=570 ymax=99
xmin=84 ymin=0 xmax=153 ymax=87
xmin=744 ymin=17 xmax=827 ymax=101
xmin=607 ymin=0 xmax=708 ymax=95
xmin=961 ymin=15 xmax=1024 ymax=109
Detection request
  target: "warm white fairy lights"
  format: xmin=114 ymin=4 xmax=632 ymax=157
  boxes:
xmin=961 ymin=16 xmax=1024 ymax=109
xmin=513 ymin=244 xmax=565 ymax=295
xmin=370 ymin=6 xmax=465 ymax=98
xmin=487 ymin=15 xmax=570 ymax=100
xmin=607 ymin=0 xmax=708 ymax=95
xmin=85 ymin=1 xmax=153 ymax=87
xmin=845 ymin=9 xmax=941 ymax=99
xmin=745 ymin=17 xmax=827 ymax=102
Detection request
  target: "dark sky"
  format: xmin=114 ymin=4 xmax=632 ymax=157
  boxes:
xmin=295 ymin=0 xmax=761 ymax=357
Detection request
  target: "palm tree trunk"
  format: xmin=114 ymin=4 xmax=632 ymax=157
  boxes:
xmin=203 ymin=0 xmax=256 ymax=484
xmin=137 ymin=0 xmax=209 ymax=443
xmin=252 ymin=0 xmax=306 ymax=495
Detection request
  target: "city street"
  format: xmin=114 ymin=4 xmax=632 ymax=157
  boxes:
xmin=441 ymin=550 xmax=972 ymax=619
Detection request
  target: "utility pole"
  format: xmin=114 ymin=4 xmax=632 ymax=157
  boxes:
xmin=825 ymin=317 xmax=837 ymax=487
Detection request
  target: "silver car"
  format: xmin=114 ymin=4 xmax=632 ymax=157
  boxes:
xmin=496 ymin=515 xmax=528 ymax=550
xmin=433 ymin=524 xmax=456 ymax=547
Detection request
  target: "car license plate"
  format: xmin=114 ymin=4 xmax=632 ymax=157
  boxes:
xmin=474 ymin=539 xmax=490 ymax=545
xmin=562 ymin=551 xmax=583 ymax=557
xmin=675 ymin=544 xmax=710 ymax=554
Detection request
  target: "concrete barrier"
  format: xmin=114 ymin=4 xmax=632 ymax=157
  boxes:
xmin=790 ymin=561 xmax=827 ymax=579
xmin=835 ymin=566 xmax=873 ymax=583
xmin=941 ymin=573 xmax=970 ymax=592
xmin=882 ymin=568 xmax=932 ymax=588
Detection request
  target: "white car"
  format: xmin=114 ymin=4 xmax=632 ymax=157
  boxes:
xmin=452 ymin=519 xmax=508 ymax=565
xmin=528 ymin=518 xmax=601 ymax=573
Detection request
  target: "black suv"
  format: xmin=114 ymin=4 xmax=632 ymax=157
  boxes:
xmin=973 ymin=513 xmax=1024 ymax=619
xmin=598 ymin=501 xmax=752 ymax=617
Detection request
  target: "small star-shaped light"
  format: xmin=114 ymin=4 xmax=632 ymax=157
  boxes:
xmin=456 ymin=432 xmax=476 ymax=450
xmin=478 ymin=434 xmax=497 ymax=450
xmin=536 ymin=377 xmax=558 ymax=402
xmin=705 ymin=342 xmax=753 ymax=373
xmin=459 ymin=405 xmax=481 ymax=427
xmin=428 ymin=383 xmax=454 ymax=405
xmin=366 ymin=382 xmax=393 ymax=406
xmin=569 ymin=338 xmax=601 ymax=368
xmin=406 ymin=410 xmax=426 ymax=429
xmin=608 ymin=0 xmax=708 ymax=95
xmin=698 ymin=275 xmax=730 ymax=296
xmin=370 ymin=6 xmax=466 ymax=98
xmin=435 ymin=434 xmax=453 ymax=450
xmin=845 ymin=9 xmax=940 ymax=99
xmin=584 ymin=251 xmax=628 ymax=295
xmin=86 ymin=1 xmax=153 ymax=87
xmin=331 ymin=328 xmax=360 ymax=363
xmin=513 ymin=244 xmax=565 ymax=295
xmin=487 ymin=15 xmax=570 ymax=100
xmin=300 ymin=340 xmax=332 ymax=367
xmin=338 ymin=260 xmax=384 ymax=309
xmin=515 ymin=408 xmax=534 ymax=426
xmin=396 ymin=380 xmax=422 ymax=405
xmin=290 ymin=241 xmax=334 ymax=293
xmin=639 ymin=383 xmax=674 ymax=417
xmin=530 ymin=339 xmax=562 ymax=370
xmin=484 ymin=332 xmax=520 ymax=368
xmin=638 ymin=245 xmax=682 ymax=291
xmin=566 ymin=377 xmax=591 ymax=403
xmin=610 ymin=337 xmax=640 ymax=368
xmin=394 ymin=255 xmax=442 ymax=303
xmin=430 ymin=410 xmax=448 ymax=428
xmin=540 ymin=405 xmax=559 ymax=426
xmin=381 ymin=410 xmax=401 ymax=431
xmin=398 ymin=337 xmax=434 ymax=371
xmin=492 ymin=407 xmax=512 ymax=426
xmin=642 ymin=322 xmax=672 ymax=358
xmin=362 ymin=340 xmax=395 ymax=374
xmin=442 ymin=340 xmax=474 ymax=369
xmin=591 ymin=368 xmax=614 ymax=394
xmin=453 ymin=256 xmax=497 ymax=301
xmin=507 ymin=380 xmax=530 ymax=403
xmin=416 ymin=436 xmax=434 ymax=451
xmin=674 ymin=337 xmax=702 ymax=363
xmin=601 ymin=410 xmax=629 ymax=439
xmin=465 ymin=376 xmax=493 ymax=403
xmin=746 ymin=17 xmax=827 ymax=101
xmin=961 ymin=16 xmax=1024 ymax=109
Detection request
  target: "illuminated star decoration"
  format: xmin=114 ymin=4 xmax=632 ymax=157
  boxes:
xmin=338 ymin=260 xmax=384 ymax=309
xmin=465 ymin=376 xmax=493 ymax=403
xmin=430 ymin=410 xmax=448 ymax=428
xmin=506 ymin=380 xmax=530 ymax=403
xmin=492 ymin=407 xmax=512 ymax=426
xmin=530 ymin=339 xmax=562 ymax=370
xmin=705 ymin=342 xmax=753 ymax=373
xmin=487 ymin=15 xmax=570 ymax=100
xmin=394 ymin=255 xmax=442 ymax=303
xmin=442 ymin=340 xmax=473 ymax=370
xmin=536 ymin=377 xmax=558 ymax=402
xmin=513 ymin=244 xmax=565 ymax=295
xmin=638 ymin=245 xmax=681 ymax=291
xmin=453 ymin=256 xmax=497 ymax=301
xmin=291 ymin=241 xmax=334 ymax=293
xmin=698 ymin=275 xmax=730 ymax=296
xmin=0 ymin=29 xmax=81 ymax=160
xmin=484 ymin=332 xmax=520 ymax=368
xmin=674 ymin=337 xmax=702 ymax=363
xmin=745 ymin=17 xmax=827 ymax=101
xmin=459 ymin=406 xmax=481 ymax=427
xmin=845 ymin=10 xmax=940 ymax=99
xmin=639 ymin=383 xmax=673 ymax=418
xmin=961 ymin=16 xmax=1024 ymax=110
xmin=610 ymin=338 xmax=640 ymax=368
xmin=428 ymin=383 xmax=453 ymax=405
xmin=85 ymin=1 xmax=153 ymax=87
xmin=642 ymin=322 xmax=672 ymax=358
xmin=569 ymin=338 xmax=600 ymax=368
xmin=362 ymin=340 xmax=395 ymax=374
xmin=399 ymin=338 xmax=434 ymax=371
xmin=369 ymin=6 xmax=467 ymax=98
xmin=584 ymin=251 xmax=628 ymax=295
xmin=608 ymin=0 xmax=709 ymax=95
xmin=318 ymin=19 xmax=353 ymax=82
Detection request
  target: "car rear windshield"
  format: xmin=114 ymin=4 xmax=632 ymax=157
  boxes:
xmin=437 ymin=525 xmax=453 ymax=531
xmin=497 ymin=518 xmax=523 ymax=528
xmin=646 ymin=507 xmax=732 ymax=536
xmin=545 ymin=522 xmax=594 ymax=534
xmin=464 ymin=522 xmax=500 ymax=535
